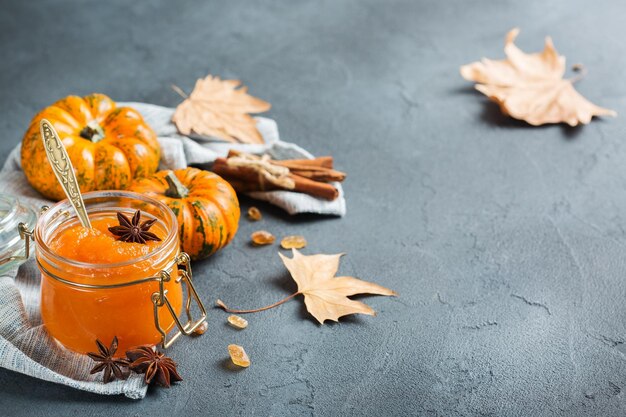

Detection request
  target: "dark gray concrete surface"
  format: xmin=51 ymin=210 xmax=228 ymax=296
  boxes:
xmin=2 ymin=0 xmax=626 ymax=415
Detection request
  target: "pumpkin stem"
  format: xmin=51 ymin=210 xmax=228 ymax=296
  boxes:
xmin=79 ymin=122 xmax=105 ymax=143
xmin=164 ymin=171 xmax=189 ymax=199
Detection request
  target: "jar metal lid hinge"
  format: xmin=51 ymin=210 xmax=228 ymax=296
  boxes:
xmin=153 ymin=252 xmax=207 ymax=349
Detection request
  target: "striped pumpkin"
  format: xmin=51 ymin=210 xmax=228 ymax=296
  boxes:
xmin=128 ymin=168 xmax=240 ymax=260
xmin=21 ymin=93 xmax=160 ymax=200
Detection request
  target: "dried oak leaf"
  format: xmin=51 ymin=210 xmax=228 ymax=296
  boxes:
xmin=460 ymin=28 xmax=616 ymax=126
xmin=281 ymin=249 xmax=397 ymax=324
xmin=172 ymin=74 xmax=271 ymax=144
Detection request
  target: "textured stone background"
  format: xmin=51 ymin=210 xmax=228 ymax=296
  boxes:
xmin=2 ymin=0 xmax=626 ymax=416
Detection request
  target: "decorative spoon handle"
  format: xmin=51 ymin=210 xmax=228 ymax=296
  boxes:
xmin=40 ymin=119 xmax=92 ymax=229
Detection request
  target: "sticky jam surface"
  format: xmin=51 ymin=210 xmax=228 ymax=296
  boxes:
xmin=49 ymin=217 xmax=165 ymax=264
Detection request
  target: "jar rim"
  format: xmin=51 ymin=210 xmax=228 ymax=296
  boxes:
xmin=35 ymin=190 xmax=178 ymax=270
xmin=0 ymin=193 xmax=18 ymax=229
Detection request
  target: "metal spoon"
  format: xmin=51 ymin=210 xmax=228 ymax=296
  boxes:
xmin=40 ymin=119 xmax=92 ymax=229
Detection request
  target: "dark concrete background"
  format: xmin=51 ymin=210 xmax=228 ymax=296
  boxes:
xmin=2 ymin=0 xmax=626 ymax=416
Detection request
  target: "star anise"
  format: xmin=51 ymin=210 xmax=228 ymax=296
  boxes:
xmin=87 ymin=336 xmax=130 ymax=383
xmin=108 ymin=210 xmax=162 ymax=244
xmin=126 ymin=345 xmax=182 ymax=388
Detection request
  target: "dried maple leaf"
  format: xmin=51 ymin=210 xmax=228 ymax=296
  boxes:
xmin=217 ymin=249 xmax=397 ymax=324
xmin=460 ymin=28 xmax=616 ymax=126
xmin=172 ymin=74 xmax=271 ymax=144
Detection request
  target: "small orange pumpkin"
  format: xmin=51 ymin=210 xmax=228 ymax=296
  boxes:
xmin=21 ymin=93 xmax=160 ymax=200
xmin=129 ymin=168 xmax=240 ymax=260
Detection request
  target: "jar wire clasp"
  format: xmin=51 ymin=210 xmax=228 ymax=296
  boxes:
xmin=152 ymin=252 xmax=207 ymax=349
xmin=0 ymin=222 xmax=33 ymax=266
xmin=0 ymin=205 xmax=48 ymax=267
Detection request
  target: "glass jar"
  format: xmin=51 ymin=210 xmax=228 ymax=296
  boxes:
xmin=35 ymin=191 xmax=203 ymax=356
xmin=0 ymin=193 xmax=36 ymax=274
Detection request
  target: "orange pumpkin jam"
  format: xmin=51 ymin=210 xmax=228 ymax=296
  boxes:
xmin=39 ymin=212 xmax=182 ymax=356
xmin=49 ymin=218 xmax=164 ymax=265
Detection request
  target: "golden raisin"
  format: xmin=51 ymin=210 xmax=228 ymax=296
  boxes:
xmin=192 ymin=320 xmax=208 ymax=335
xmin=251 ymin=230 xmax=275 ymax=246
xmin=247 ymin=207 xmax=262 ymax=221
xmin=228 ymin=344 xmax=250 ymax=367
xmin=227 ymin=315 xmax=248 ymax=329
xmin=280 ymin=235 xmax=307 ymax=249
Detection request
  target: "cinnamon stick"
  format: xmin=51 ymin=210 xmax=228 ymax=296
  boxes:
xmin=212 ymin=159 xmax=339 ymax=200
xmin=227 ymin=150 xmax=334 ymax=169
xmin=225 ymin=150 xmax=344 ymax=182
xmin=274 ymin=157 xmax=334 ymax=169
xmin=290 ymin=174 xmax=339 ymax=200
xmin=285 ymin=168 xmax=346 ymax=182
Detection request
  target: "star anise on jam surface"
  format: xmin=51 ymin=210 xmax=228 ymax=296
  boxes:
xmin=126 ymin=345 xmax=183 ymax=388
xmin=87 ymin=336 xmax=130 ymax=383
xmin=108 ymin=210 xmax=162 ymax=244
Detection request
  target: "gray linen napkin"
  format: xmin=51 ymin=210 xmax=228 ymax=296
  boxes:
xmin=0 ymin=262 xmax=147 ymax=399
xmin=0 ymin=102 xmax=344 ymax=398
